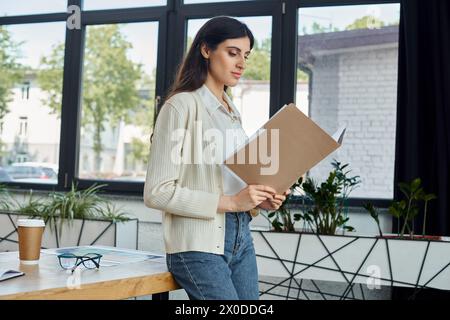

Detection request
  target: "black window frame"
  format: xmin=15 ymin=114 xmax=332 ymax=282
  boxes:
xmin=0 ymin=0 xmax=399 ymax=207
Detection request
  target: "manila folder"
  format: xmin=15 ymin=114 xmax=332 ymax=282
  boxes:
xmin=224 ymin=103 xmax=343 ymax=194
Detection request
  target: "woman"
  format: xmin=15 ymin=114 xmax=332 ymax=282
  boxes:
xmin=144 ymin=16 xmax=290 ymax=300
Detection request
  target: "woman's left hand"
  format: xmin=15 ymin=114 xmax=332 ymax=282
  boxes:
xmin=257 ymin=189 xmax=291 ymax=211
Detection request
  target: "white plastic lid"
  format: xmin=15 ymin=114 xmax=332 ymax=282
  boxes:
xmin=17 ymin=219 xmax=45 ymax=227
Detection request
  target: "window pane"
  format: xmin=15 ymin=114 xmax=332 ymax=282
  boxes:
xmin=0 ymin=22 xmax=65 ymax=184
xmin=78 ymin=22 xmax=158 ymax=182
xmin=0 ymin=0 xmax=67 ymax=16
xmin=296 ymin=4 xmax=400 ymax=199
xmin=187 ymin=16 xmax=272 ymax=137
xmin=184 ymin=0 xmax=251 ymax=4
xmin=83 ymin=0 xmax=166 ymax=10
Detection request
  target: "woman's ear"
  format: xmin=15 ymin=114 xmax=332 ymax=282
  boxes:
xmin=200 ymin=43 xmax=210 ymax=59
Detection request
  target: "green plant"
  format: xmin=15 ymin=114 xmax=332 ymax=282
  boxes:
xmin=421 ymin=193 xmax=437 ymax=237
xmin=15 ymin=190 xmax=48 ymax=217
xmin=45 ymin=183 xmax=108 ymax=234
xmin=363 ymin=203 xmax=383 ymax=237
xmin=296 ymin=160 xmax=361 ymax=235
xmin=14 ymin=183 xmax=129 ymax=237
xmin=264 ymin=160 xmax=361 ymax=235
xmin=0 ymin=183 xmax=13 ymax=211
xmin=99 ymin=202 xmax=129 ymax=223
xmin=365 ymin=178 xmax=436 ymax=238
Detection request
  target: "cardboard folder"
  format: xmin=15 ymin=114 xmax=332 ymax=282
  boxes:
xmin=224 ymin=103 xmax=346 ymax=194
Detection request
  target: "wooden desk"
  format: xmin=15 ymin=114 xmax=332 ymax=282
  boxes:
xmin=0 ymin=247 xmax=180 ymax=300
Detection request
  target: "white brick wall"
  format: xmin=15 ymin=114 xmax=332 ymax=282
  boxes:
xmin=309 ymin=45 xmax=398 ymax=199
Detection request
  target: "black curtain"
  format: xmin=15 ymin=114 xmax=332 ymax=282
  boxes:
xmin=393 ymin=0 xmax=450 ymax=300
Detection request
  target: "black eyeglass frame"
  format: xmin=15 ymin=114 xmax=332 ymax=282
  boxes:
xmin=57 ymin=252 xmax=103 ymax=273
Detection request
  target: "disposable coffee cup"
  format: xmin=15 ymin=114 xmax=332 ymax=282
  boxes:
xmin=17 ymin=219 xmax=45 ymax=265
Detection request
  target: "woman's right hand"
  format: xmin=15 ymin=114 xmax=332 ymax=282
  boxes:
xmin=231 ymin=185 xmax=277 ymax=212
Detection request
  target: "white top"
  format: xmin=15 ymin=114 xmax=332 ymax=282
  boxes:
xmin=196 ymin=84 xmax=248 ymax=196
xmin=17 ymin=219 xmax=45 ymax=227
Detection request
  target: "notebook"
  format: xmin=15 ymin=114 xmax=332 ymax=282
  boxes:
xmin=0 ymin=269 xmax=25 ymax=282
xmin=224 ymin=103 xmax=346 ymax=194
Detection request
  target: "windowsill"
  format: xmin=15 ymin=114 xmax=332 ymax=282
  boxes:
xmin=6 ymin=187 xmax=143 ymax=202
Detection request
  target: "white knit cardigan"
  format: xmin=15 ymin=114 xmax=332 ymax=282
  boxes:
xmin=144 ymin=90 xmax=257 ymax=254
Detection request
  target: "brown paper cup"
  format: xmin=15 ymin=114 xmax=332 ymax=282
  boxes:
xmin=17 ymin=219 xmax=45 ymax=265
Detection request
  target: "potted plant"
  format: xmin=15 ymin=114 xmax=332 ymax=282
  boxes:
xmin=0 ymin=184 xmax=138 ymax=251
xmin=262 ymin=160 xmax=361 ymax=234
xmin=364 ymin=178 xmax=438 ymax=240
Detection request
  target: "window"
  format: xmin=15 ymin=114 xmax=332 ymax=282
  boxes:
xmin=21 ymin=81 xmax=30 ymax=100
xmin=296 ymin=4 xmax=401 ymax=199
xmin=18 ymin=116 xmax=28 ymax=137
xmin=83 ymin=0 xmax=166 ymax=11
xmin=184 ymin=0 xmax=252 ymax=3
xmin=0 ymin=22 xmax=65 ymax=185
xmin=15 ymin=154 xmax=27 ymax=163
xmin=0 ymin=0 xmax=402 ymax=199
xmin=0 ymin=0 xmax=67 ymax=17
xmin=78 ymin=22 xmax=159 ymax=182
xmin=187 ymin=16 xmax=272 ymax=137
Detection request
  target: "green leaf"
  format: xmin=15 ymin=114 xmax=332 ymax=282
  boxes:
xmin=411 ymin=178 xmax=422 ymax=192
xmin=388 ymin=204 xmax=402 ymax=218
xmin=423 ymin=193 xmax=437 ymax=201
xmin=398 ymin=182 xmax=411 ymax=198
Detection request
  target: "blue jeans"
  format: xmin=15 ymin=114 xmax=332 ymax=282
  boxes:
xmin=166 ymin=211 xmax=259 ymax=300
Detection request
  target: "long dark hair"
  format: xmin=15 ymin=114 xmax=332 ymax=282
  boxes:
xmin=166 ymin=16 xmax=255 ymax=101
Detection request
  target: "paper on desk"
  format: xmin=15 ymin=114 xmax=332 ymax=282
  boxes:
xmin=41 ymin=246 xmax=165 ymax=266
xmin=0 ymin=269 xmax=25 ymax=282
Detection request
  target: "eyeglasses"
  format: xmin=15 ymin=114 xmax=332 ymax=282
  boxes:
xmin=57 ymin=253 xmax=102 ymax=273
